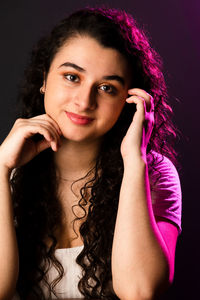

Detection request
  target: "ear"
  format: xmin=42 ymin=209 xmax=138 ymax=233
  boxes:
xmin=40 ymin=72 xmax=46 ymax=93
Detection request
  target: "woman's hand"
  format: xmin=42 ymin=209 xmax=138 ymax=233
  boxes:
xmin=120 ymin=88 xmax=154 ymax=164
xmin=0 ymin=114 xmax=62 ymax=172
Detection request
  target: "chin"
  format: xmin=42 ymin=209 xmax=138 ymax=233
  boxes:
xmin=61 ymin=131 xmax=98 ymax=143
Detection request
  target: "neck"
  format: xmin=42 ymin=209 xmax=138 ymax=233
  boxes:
xmin=54 ymin=137 xmax=102 ymax=181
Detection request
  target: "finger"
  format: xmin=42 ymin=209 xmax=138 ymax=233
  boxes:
xmin=126 ymin=96 xmax=146 ymax=123
xmin=37 ymin=139 xmax=58 ymax=153
xmin=38 ymin=122 xmax=61 ymax=145
xmin=36 ymin=123 xmax=61 ymax=149
xmin=128 ymin=88 xmax=153 ymax=112
xmin=43 ymin=114 xmax=63 ymax=135
xmin=18 ymin=118 xmax=61 ymax=150
xmin=23 ymin=124 xmax=59 ymax=151
xmin=27 ymin=120 xmax=61 ymax=147
xmin=30 ymin=115 xmax=62 ymax=137
xmin=126 ymin=95 xmax=146 ymax=111
xmin=36 ymin=139 xmax=53 ymax=153
xmin=31 ymin=114 xmax=62 ymax=135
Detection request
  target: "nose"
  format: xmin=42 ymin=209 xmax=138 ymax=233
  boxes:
xmin=74 ymin=84 xmax=97 ymax=111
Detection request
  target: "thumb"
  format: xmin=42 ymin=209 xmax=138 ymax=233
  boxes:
xmin=36 ymin=139 xmax=52 ymax=154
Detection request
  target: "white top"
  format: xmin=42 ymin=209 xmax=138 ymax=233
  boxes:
xmin=41 ymin=245 xmax=85 ymax=299
xmin=13 ymin=246 xmax=85 ymax=300
xmin=13 ymin=151 xmax=182 ymax=299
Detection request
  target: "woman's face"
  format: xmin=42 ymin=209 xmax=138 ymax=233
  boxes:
xmin=43 ymin=35 xmax=131 ymax=143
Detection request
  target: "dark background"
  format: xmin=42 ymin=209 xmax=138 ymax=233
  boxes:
xmin=0 ymin=0 xmax=199 ymax=299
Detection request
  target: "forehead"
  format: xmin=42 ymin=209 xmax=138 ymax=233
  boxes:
xmin=49 ymin=35 xmax=130 ymax=77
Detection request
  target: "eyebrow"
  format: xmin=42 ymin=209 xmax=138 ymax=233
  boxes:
xmin=58 ymin=62 xmax=125 ymax=86
xmin=59 ymin=62 xmax=85 ymax=72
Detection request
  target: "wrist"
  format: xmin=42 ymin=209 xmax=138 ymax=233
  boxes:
xmin=122 ymin=152 xmax=147 ymax=168
xmin=122 ymin=157 xmax=147 ymax=179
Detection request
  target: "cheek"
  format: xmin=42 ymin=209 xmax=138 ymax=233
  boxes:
xmin=44 ymin=89 xmax=68 ymax=113
xmin=101 ymin=100 xmax=125 ymax=126
xmin=113 ymin=99 xmax=126 ymax=117
xmin=43 ymin=93 xmax=53 ymax=114
xmin=44 ymin=76 xmax=68 ymax=105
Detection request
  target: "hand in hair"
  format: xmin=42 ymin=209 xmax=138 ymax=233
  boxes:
xmin=0 ymin=114 xmax=62 ymax=173
xmin=120 ymin=88 xmax=154 ymax=163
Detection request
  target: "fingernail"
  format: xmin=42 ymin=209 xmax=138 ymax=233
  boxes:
xmin=52 ymin=141 xmax=57 ymax=151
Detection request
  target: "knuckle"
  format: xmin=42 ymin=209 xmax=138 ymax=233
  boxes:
xmin=15 ymin=118 xmax=23 ymax=124
xmin=14 ymin=118 xmax=25 ymax=129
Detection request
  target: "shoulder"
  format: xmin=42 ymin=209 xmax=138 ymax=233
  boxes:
xmin=147 ymin=150 xmax=181 ymax=190
xmin=147 ymin=150 xmax=182 ymax=235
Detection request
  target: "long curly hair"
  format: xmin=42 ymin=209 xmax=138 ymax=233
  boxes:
xmin=11 ymin=7 xmax=179 ymax=299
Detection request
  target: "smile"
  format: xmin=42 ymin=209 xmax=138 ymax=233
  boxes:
xmin=65 ymin=111 xmax=94 ymax=125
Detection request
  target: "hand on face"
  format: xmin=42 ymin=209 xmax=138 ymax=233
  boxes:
xmin=120 ymin=88 xmax=154 ymax=163
xmin=0 ymin=114 xmax=62 ymax=172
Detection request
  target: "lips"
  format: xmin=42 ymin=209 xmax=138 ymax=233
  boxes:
xmin=65 ymin=111 xmax=94 ymax=125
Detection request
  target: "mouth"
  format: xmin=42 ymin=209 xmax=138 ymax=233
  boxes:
xmin=65 ymin=111 xmax=94 ymax=125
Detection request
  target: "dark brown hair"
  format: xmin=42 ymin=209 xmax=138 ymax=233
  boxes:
xmin=12 ymin=7 xmax=179 ymax=299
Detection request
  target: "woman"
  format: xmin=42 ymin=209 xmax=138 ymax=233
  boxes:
xmin=0 ymin=7 xmax=182 ymax=300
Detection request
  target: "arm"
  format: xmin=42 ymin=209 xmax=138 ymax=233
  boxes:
xmin=0 ymin=166 xmax=19 ymax=300
xmin=0 ymin=114 xmax=61 ymax=299
xmin=111 ymin=89 xmax=179 ymax=300
xmin=112 ymin=159 xmax=178 ymax=300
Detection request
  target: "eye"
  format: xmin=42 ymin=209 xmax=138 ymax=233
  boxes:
xmin=99 ymin=84 xmax=116 ymax=94
xmin=64 ymin=74 xmax=79 ymax=82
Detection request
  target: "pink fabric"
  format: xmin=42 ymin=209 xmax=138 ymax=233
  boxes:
xmin=147 ymin=151 xmax=182 ymax=235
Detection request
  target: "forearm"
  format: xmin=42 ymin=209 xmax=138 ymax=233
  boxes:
xmin=111 ymin=158 xmax=170 ymax=300
xmin=0 ymin=166 xmax=19 ymax=299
